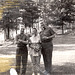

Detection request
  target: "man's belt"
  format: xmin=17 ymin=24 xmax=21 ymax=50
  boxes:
xmin=41 ymin=39 xmax=52 ymax=43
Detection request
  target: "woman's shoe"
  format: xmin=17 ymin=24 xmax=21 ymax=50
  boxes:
xmin=37 ymin=73 xmax=40 ymax=75
xmin=32 ymin=72 xmax=35 ymax=75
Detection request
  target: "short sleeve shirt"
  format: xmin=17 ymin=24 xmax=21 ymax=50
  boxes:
xmin=40 ymin=27 xmax=55 ymax=42
xmin=16 ymin=34 xmax=28 ymax=47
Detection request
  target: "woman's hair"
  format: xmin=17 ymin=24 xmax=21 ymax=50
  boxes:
xmin=33 ymin=28 xmax=37 ymax=32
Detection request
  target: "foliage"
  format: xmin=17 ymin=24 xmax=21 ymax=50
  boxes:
xmin=46 ymin=0 xmax=75 ymax=25
xmin=0 ymin=0 xmax=41 ymax=39
xmin=20 ymin=1 xmax=41 ymax=27
xmin=39 ymin=0 xmax=75 ymax=34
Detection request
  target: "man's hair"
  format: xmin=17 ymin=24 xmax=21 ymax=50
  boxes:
xmin=41 ymin=25 xmax=46 ymax=29
xmin=20 ymin=28 xmax=24 ymax=32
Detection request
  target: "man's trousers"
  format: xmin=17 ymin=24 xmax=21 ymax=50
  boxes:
xmin=16 ymin=47 xmax=28 ymax=75
xmin=41 ymin=42 xmax=53 ymax=73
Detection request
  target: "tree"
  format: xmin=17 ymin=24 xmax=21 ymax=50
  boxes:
xmin=1 ymin=7 xmax=20 ymax=39
xmin=41 ymin=0 xmax=75 ymax=34
xmin=58 ymin=0 xmax=75 ymax=34
xmin=0 ymin=0 xmax=41 ymax=39
xmin=19 ymin=1 xmax=41 ymax=27
xmin=0 ymin=0 xmax=21 ymax=39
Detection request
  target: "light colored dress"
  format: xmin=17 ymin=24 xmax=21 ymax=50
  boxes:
xmin=29 ymin=33 xmax=41 ymax=72
xmin=29 ymin=34 xmax=41 ymax=56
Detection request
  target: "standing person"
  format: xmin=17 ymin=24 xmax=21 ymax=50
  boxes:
xmin=15 ymin=28 xmax=28 ymax=75
xmin=29 ymin=28 xmax=41 ymax=75
xmin=40 ymin=25 xmax=55 ymax=75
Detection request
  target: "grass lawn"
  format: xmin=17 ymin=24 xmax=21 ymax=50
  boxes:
xmin=0 ymin=58 xmax=13 ymax=73
xmin=53 ymin=35 xmax=75 ymax=44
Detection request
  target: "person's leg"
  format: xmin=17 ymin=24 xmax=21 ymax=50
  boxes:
xmin=42 ymin=49 xmax=48 ymax=71
xmin=22 ymin=48 xmax=28 ymax=75
xmin=36 ymin=56 xmax=41 ymax=74
xmin=36 ymin=56 xmax=40 ymax=65
xmin=42 ymin=43 xmax=53 ymax=74
xmin=31 ymin=55 xmax=36 ymax=73
xmin=16 ymin=48 xmax=21 ymax=74
xmin=41 ymin=46 xmax=47 ymax=71
xmin=45 ymin=49 xmax=53 ymax=73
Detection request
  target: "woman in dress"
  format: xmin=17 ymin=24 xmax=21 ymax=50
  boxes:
xmin=29 ymin=28 xmax=41 ymax=75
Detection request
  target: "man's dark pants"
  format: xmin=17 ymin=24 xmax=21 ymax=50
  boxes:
xmin=41 ymin=42 xmax=53 ymax=73
xmin=16 ymin=47 xmax=28 ymax=75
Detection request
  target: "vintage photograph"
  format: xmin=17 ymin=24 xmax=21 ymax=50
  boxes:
xmin=0 ymin=0 xmax=75 ymax=75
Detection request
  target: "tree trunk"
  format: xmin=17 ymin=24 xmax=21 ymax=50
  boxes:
xmin=16 ymin=26 xmax=17 ymax=34
xmin=7 ymin=27 xmax=10 ymax=39
xmin=32 ymin=14 xmax=33 ymax=28
xmin=4 ymin=28 xmax=10 ymax=40
xmin=30 ymin=27 xmax=32 ymax=33
xmin=16 ymin=29 xmax=17 ymax=34
xmin=62 ymin=24 xmax=64 ymax=34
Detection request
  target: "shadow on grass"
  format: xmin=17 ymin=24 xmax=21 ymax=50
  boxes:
xmin=0 ymin=47 xmax=16 ymax=55
xmin=52 ymin=62 xmax=75 ymax=75
xmin=0 ymin=62 xmax=75 ymax=75
xmin=53 ymin=35 xmax=75 ymax=44
xmin=27 ymin=62 xmax=75 ymax=75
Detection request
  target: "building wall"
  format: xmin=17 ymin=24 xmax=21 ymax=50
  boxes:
xmin=0 ymin=31 xmax=5 ymax=44
xmin=32 ymin=0 xmax=39 ymax=2
xmin=32 ymin=0 xmax=55 ymax=3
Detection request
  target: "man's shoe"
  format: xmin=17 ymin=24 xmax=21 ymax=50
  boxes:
xmin=21 ymin=74 xmax=25 ymax=75
xmin=47 ymin=73 xmax=50 ymax=75
xmin=43 ymin=70 xmax=50 ymax=75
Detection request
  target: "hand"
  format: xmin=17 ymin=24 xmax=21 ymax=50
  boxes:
xmin=28 ymin=42 xmax=32 ymax=44
xmin=43 ymin=36 xmax=49 ymax=39
xmin=18 ymin=39 xmax=23 ymax=42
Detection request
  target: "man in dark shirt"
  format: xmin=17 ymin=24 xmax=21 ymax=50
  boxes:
xmin=40 ymin=25 xmax=55 ymax=75
xmin=15 ymin=28 xmax=28 ymax=75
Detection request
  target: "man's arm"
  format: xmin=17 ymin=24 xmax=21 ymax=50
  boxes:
xmin=14 ymin=35 xmax=20 ymax=44
xmin=42 ymin=34 xmax=55 ymax=39
xmin=42 ymin=28 xmax=55 ymax=40
xmin=47 ymin=27 xmax=55 ymax=39
xmin=19 ymin=35 xmax=30 ymax=44
xmin=46 ymin=34 xmax=55 ymax=39
xmin=19 ymin=39 xmax=29 ymax=44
